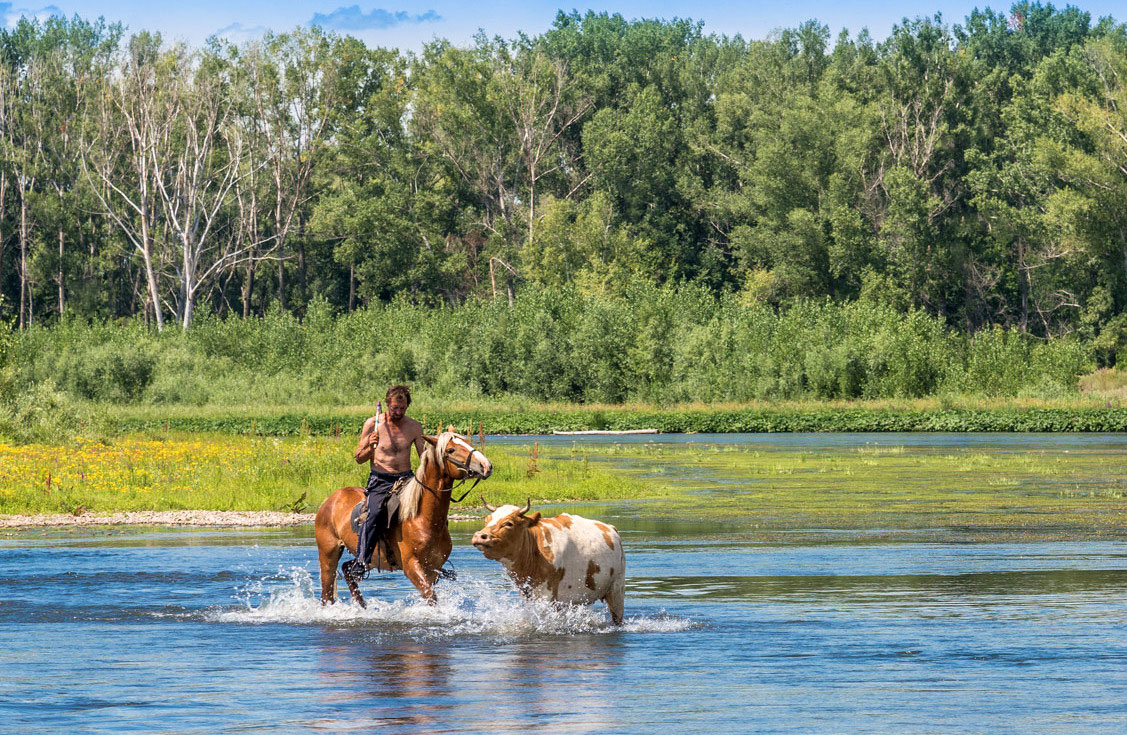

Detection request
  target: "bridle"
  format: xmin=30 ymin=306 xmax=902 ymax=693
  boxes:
xmin=414 ymin=435 xmax=488 ymax=503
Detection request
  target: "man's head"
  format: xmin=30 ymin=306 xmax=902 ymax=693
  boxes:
xmin=385 ymin=385 xmax=411 ymax=422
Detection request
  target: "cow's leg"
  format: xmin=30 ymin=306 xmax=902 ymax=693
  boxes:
xmin=605 ymin=572 xmax=625 ymax=625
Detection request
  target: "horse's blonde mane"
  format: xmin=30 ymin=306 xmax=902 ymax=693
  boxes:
xmin=397 ymin=432 xmax=456 ymax=520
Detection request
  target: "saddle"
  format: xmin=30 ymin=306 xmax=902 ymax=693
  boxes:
xmin=349 ymin=477 xmax=409 ymax=572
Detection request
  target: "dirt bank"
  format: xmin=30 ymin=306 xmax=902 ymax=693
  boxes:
xmin=0 ymin=510 xmax=482 ymax=529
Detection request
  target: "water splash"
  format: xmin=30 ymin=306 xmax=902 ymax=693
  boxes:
xmin=209 ymin=566 xmax=694 ymax=637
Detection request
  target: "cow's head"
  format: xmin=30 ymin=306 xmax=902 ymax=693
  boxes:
xmin=471 ymin=498 xmax=540 ymax=560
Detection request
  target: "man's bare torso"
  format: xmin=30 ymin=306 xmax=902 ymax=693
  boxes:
xmin=355 ymin=401 xmax=425 ymax=473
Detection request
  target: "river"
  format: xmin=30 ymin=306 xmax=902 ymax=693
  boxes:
xmin=3 ymin=433 xmax=1127 ymax=733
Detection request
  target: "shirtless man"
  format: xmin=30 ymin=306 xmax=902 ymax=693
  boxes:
xmin=347 ymin=385 xmax=427 ymax=576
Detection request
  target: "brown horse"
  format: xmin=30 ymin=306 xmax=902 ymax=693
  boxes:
xmin=314 ymin=431 xmax=492 ymax=607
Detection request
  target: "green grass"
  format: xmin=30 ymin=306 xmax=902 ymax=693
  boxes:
xmin=0 ymin=434 xmax=646 ymax=516
xmin=7 ymin=431 xmax=1127 ymax=542
xmin=95 ymin=395 xmax=1127 ymax=436
xmin=551 ymin=440 xmax=1127 ymax=536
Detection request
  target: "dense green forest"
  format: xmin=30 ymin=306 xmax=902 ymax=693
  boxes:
xmin=1 ymin=4 xmax=1125 ymax=344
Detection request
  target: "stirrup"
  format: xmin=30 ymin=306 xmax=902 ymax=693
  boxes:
xmin=343 ymin=558 xmax=370 ymax=580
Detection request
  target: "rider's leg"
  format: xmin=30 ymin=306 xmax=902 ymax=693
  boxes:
xmin=353 ymin=491 xmax=379 ymax=570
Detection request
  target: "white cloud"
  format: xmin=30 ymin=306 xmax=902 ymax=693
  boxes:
xmin=308 ymin=6 xmax=441 ymax=32
xmin=1 ymin=2 xmax=63 ymax=28
xmin=213 ymin=22 xmax=269 ymax=43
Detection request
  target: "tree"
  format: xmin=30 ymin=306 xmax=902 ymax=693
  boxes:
xmin=497 ymin=49 xmax=592 ymax=244
xmin=0 ymin=34 xmax=46 ymax=328
xmin=80 ymin=32 xmax=169 ymax=329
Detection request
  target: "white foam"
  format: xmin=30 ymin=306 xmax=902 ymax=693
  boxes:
xmin=209 ymin=566 xmax=695 ymax=637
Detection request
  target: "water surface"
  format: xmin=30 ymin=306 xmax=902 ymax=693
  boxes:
xmin=3 ymin=433 xmax=1127 ymax=733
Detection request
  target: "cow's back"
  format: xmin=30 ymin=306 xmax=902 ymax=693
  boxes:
xmin=536 ymin=513 xmax=625 ymax=607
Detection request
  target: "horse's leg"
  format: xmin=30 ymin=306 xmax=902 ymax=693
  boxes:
xmin=402 ymin=555 xmax=439 ymax=605
xmin=318 ymin=544 xmax=343 ymax=605
xmin=341 ymin=560 xmax=367 ymax=608
xmin=315 ymin=523 xmax=345 ymax=605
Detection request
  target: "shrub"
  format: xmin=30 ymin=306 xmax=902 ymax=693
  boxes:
xmin=0 ymin=285 xmax=1100 ymax=409
xmin=55 ymin=340 xmax=156 ymax=402
xmin=0 ymin=379 xmax=94 ymax=443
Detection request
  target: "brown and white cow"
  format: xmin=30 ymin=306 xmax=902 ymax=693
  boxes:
xmin=472 ymin=499 xmax=625 ymax=624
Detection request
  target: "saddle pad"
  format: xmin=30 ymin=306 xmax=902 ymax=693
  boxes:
xmin=348 ymin=482 xmax=406 ymax=535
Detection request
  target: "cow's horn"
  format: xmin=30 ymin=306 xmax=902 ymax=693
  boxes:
xmin=520 ymin=498 xmax=531 ymax=515
xmin=481 ymin=494 xmax=497 ymax=512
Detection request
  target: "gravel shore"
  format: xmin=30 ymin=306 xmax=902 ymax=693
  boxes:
xmin=0 ymin=510 xmax=481 ymax=529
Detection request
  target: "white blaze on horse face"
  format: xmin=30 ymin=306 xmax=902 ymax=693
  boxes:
xmin=450 ymin=434 xmax=492 ymax=477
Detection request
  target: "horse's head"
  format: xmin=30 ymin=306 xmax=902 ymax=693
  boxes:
xmin=424 ymin=431 xmax=492 ymax=481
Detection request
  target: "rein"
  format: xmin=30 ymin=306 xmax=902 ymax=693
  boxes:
xmin=412 ymin=442 xmax=486 ymax=504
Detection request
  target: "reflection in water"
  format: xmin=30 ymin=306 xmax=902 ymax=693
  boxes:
xmin=456 ymin=637 xmax=626 ymax=733
xmin=313 ymin=634 xmax=625 ymax=733
xmin=632 ymin=568 xmax=1127 ymax=603
xmin=315 ymin=638 xmax=453 ymax=730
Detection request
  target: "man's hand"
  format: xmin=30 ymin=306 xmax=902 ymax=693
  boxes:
xmin=354 ymin=416 xmax=379 ymax=464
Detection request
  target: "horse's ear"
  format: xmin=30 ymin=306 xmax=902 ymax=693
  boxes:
xmin=525 ymin=511 xmax=541 ymax=524
xmin=422 ymin=435 xmax=437 ymax=447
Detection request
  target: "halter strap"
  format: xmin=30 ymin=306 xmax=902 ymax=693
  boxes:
xmin=412 ymin=439 xmax=485 ymax=504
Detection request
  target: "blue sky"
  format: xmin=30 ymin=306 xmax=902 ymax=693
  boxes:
xmin=2 ymin=1 xmax=1126 ymax=51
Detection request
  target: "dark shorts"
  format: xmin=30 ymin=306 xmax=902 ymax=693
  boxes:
xmin=365 ymin=469 xmax=412 ymax=497
xmin=356 ymin=469 xmax=413 ymax=564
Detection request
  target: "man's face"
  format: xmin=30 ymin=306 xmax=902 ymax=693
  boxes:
xmin=387 ymin=398 xmax=408 ymax=421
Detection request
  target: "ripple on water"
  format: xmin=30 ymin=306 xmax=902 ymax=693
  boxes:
xmin=203 ymin=566 xmax=696 ymax=638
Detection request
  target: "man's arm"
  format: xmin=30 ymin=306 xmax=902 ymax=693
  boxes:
xmin=354 ymin=416 xmax=378 ymax=464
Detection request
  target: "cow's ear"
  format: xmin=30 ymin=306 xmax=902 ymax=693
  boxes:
xmin=525 ymin=511 xmax=541 ymax=524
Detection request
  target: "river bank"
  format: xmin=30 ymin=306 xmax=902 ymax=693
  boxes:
xmin=99 ymin=398 xmax=1127 ymax=436
xmin=0 ymin=509 xmax=482 ymax=529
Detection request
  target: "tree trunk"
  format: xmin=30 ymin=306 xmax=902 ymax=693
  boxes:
xmin=277 ymin=245 xmax=286 ymax=310
xmin=19 ymin=192 xmax=28 ymax=329
xmin=298 ymin=242 xmax=307 ymax=308
xmin=242 ymin=260 xmax=256 ymax=318
xmin=0 ymin=172 xmax=7 ymax=302
xmin=141 ymin=242 xmax=163 ymax=331
xmin=57 ymin=229 xmax=65 ymax=316
xmin=182 ymin=292 xmax=194 ymax=329
xmin=349 ymin=260 xmax=356 ymax=312
xmin=528 ymin=161 xmax=536 ymax=244
xmin=1018 ymin=238 xmax=1028 ymax=335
